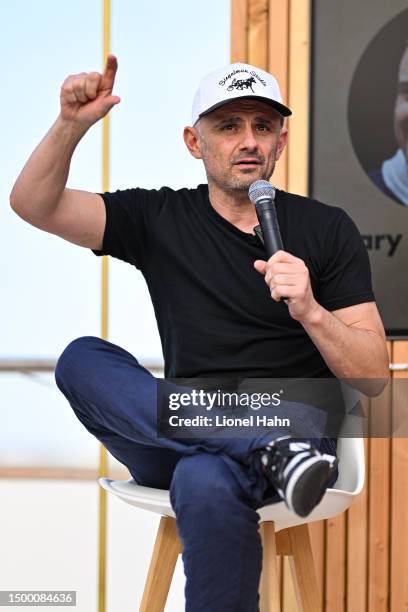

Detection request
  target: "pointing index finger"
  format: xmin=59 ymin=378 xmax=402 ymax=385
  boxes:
xmin=100 ymin=54 xmax=118 ymax=91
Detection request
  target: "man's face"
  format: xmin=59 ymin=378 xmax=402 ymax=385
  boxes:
xmin=186 ymin=99 xmax=287 ymax=193
xmin=394 ymin=47 xmax=408 ymax=163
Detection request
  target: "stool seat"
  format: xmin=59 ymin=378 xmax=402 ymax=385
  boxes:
xmin=101 ymin=436 xmax=364 ymax=532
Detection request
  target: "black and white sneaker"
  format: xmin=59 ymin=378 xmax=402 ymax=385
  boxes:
xmin=257 ymin=436 xmax=338 ymax=517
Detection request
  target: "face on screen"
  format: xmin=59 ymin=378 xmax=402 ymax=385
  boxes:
xmin=394 ymin=46 xmax=408 ymax=163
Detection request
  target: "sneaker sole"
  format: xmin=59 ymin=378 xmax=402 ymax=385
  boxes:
xmin=285 ymin=456 xmax=335 ymax=517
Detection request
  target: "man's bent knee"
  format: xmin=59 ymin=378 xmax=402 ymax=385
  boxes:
xmin=55 ymin=335 xmax=103 ymax=391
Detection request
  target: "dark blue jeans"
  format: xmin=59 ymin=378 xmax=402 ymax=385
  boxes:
xmin=54 ymin=336 xmax=338 ymax=612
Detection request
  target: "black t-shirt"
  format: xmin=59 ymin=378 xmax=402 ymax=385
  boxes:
xmin=91 ymin=184 xmax=375 ymax=379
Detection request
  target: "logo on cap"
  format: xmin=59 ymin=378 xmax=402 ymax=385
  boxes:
xmin=219 ymin=68 xmax=267 ymax=89
xmin=227 ymin=77 xmax=256 ymax=93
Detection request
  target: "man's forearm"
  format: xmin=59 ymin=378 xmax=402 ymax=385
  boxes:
xmin=300 ymin=303 xmax=389 ymax=383
xmin=10 ymin=116 xmax=87 ymax=222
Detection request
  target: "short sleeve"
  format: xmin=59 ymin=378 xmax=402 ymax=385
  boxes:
xmin=317 ymin=209 xmax=375 ymax=310
xmin=91 ymin=188 xmax=160 ymax=269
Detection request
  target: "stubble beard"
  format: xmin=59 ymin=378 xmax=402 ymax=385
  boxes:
xmin=207 ymin=161 xmax=276 ymax=194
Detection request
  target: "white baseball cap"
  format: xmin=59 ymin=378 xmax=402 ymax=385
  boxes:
xmin=191 ymin=62 xmax=292 ymax=125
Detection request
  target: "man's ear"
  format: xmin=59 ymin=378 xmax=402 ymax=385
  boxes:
xmin=183 ymin=126 xmax=203 ymax=159
xmin=275 ymin=127 xmax=288 ymax=161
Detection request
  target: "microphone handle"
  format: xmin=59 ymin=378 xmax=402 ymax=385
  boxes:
xmin=255 ymin=198 xmax=284 ymax=259
xmin=255 ymin=198 xmax=288 ymax=303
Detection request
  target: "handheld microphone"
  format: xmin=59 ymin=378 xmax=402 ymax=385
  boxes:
xmin=249 ymin=180 xmax=287 ymax=302
xmin=248 ymin=180 xmax=283 ymax=258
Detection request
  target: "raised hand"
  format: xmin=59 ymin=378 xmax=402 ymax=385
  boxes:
xmin=60 ymin=54 xmax=120 ymax=129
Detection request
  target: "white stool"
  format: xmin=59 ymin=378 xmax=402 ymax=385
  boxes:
xmin=101 ymin=426 xmax=364 ymax=611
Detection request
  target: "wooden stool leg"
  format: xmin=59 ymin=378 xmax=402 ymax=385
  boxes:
xmin=287 ymin=524 xmax=320 ymax=612
xmin=139 ymin=516 xmax=183 ymax=612
xmin=259 ymin=521 xmax=281 ymax=612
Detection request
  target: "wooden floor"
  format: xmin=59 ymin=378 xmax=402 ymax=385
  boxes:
xmin=0 ymin=466 xmax=129 ymax=480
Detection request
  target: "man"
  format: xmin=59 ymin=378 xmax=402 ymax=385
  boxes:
xmin=10 ymin=56 xmax=389 ymax=612
xmin=369 ymin=43 xmax=408 ymax=206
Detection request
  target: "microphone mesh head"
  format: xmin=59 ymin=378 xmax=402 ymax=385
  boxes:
xmin=248 ymin=180 xmax=276 ymax=204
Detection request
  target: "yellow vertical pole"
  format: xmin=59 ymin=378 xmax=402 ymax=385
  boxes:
xmin=98 ymin=1 xmax=111 ymax=611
